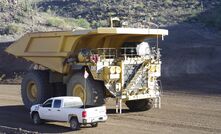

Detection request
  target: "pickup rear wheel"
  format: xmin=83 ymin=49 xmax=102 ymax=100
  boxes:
xmin=67 ymin=71 xmax=105 ymax=106
xmin=70 ymin=118 xmax=80 ymax=130
xmin=32 ymin=113 xmax=42 ymax=125
xmin=91 ymin=122 xmax=98 ymax=127
xmin=21 ymin=71 xmax=53 ymax=109
xmin=126 ymin=99 xmax=153 ymax=111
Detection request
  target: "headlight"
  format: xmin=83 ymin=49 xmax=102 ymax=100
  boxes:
xmin=110 ymin=66 xmax=116 ymax=74
xmin=150 ymin=65 xmax=156 ymax=72
xmin=149 ymin=77 xmax=154 ymax=82
xmin=156 ymin=65 xmax=160 ymax=72
xmin=115 ymin=66 xmax=121 ymax=74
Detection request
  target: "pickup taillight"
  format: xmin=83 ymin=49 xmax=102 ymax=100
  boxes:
xmin=82 ymin=111 xmax=87 ymax=118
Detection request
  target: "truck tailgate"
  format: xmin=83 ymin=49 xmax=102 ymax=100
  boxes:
xmin=84 ymin=105 xmax=107 ymax=123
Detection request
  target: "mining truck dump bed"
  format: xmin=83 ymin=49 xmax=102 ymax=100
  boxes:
xmin=6 ymin=28 xmax=168 ymax=74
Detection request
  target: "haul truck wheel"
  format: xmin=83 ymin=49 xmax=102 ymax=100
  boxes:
xmin=126 ymin=99 xmax=153 ymax=111
xmin=67 ymin=72 xmax=104 ymax=106
xmin=21 ymin=71 xmax=53 ymax=109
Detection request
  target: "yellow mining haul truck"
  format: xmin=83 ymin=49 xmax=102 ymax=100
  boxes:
xmin=6 ymin=27 xmax=168 ymax=112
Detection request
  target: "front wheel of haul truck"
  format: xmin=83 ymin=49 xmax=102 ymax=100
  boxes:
xmin=66 ymin=71 xmax=105 ymax=106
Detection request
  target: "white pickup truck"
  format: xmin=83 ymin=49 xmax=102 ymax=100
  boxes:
xmin=30 ymin=96 xmax=107 ymax=130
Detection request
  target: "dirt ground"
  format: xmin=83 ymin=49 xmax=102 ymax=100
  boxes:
xmin=0 ymin=85 xmax=220 ymax=134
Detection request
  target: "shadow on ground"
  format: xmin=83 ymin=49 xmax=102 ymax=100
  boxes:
xmin=0 ymin=105 xmax=134 ymax=133
xmin=0 ymin=105 xmax=72 ymax=133
xmin=107 ymin=109 xmax=130 ymax=114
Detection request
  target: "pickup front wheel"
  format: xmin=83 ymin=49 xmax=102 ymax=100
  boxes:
xmin=70 ymin=118 xmax=80 ymax=130
xmin=32 ymin=113 xmax=42 ymax=125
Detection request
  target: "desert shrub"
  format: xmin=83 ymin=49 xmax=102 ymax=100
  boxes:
xmin=5 ymin=23 xmax=22 ymax=34
xmin=0 ymin=0 xmax=8 ymax=11
xmin=46 ymin=16 xmax=90 ymax=29
xmin=72 ymin=18 xmax=90 ymax=29
xmin=94 ymin=20 xmax=108 ymax=27
xmin=46 ymin=17 xmax=65 ymax=27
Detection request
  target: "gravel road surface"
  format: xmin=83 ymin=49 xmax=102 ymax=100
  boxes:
xmin=0 ymin=85 xmax=220 ymax=134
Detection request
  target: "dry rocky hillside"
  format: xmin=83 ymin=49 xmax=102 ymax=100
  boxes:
xmin=0 ymin=0 xmax=220 ymax=41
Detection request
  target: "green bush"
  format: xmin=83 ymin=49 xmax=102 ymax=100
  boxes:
xmin=46 ymin=17 xmax=65 ymax=27
xmin=46 ymin=17 xmax=90 ymax=29
xmin=0 ymin=0 xmax=8 ymax=11
xmin=163 ymin=0 xmax=173 ymax=4
xmin=64 ymin=18 xmax=90 ymax=29
xmin=72 ymin=18 xmax=90 ymax=29
xmin=5 ymin=23 xmax=22 ymax=34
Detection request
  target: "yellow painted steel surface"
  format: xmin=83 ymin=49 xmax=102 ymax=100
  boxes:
xmin=5 ymin=28 xmax=168 ymax=74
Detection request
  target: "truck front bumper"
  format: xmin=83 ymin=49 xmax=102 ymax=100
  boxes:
xmin=123 ymin=90 xmax=160 ymax=101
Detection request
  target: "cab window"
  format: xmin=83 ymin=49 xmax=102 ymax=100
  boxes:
xmin=43 ymin=100 xmax=53 ymax=107
xmin=53 ymin=100 xmax=61 ymax=108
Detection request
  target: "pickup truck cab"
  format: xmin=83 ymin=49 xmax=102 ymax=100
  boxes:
xmin=30 ymin=96 xmax=107 ymax=130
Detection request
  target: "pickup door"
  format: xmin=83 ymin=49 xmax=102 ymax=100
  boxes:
xmin=38 ymin=99 xmax=54 ymax=120
xmin=50 ymin=99 xmax=65 ymax=121
xmin=38 ymin=99 xmax=67 ymax=121
xmin=38 ymin=99 xmax=65 ymax=121
xmin=51 ymin=99 xmax=83 ymax=122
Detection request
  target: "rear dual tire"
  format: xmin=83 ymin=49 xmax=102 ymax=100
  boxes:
xmin=126 ymin=99 xmax=153 ymax=111
xmin=21 ymin=71 xmax=53 ymax=109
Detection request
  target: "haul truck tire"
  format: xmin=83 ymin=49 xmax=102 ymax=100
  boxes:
xmin=126 ymin=99 xmax=153 ymax=111
xmin=21 ymin=71 xmax=53 ymax=109
xmin=67 ymin=72 xmax=104 ymax=106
